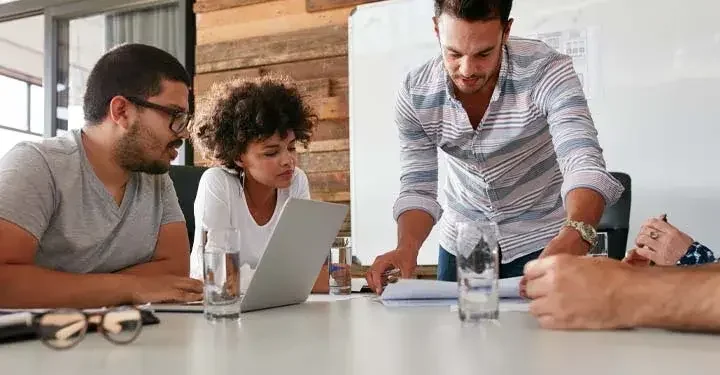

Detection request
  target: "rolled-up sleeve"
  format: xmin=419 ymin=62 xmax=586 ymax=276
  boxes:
xmin=536 ymin=55 xmax=624 ymax=206
xmin=392 ymin=76 xmax=443 ymax=223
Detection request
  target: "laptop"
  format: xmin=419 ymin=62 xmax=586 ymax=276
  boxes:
xmin=154 ymin=198 xmax=349 ymax=313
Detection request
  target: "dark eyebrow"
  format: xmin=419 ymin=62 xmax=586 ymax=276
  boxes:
xmin=476 ymin=46 xmax=495 ymax=55
xmin=262 ymin=144 xmax=281 ymax=150
xmin=445 ymin=45 xmax=495 ymax=56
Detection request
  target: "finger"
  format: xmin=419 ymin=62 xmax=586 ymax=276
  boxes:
xmin=635 ymin=246 xmax=659 ymax=264
xmin=644 ymin=218 xmax=673 ymax=233
xmin=369 ymin=258 xmax=393 ymax=295
xmin=622 ymin=249 xmax=650 ymax=266
xmin=398 ymin=259 xmax=415 ymax=279
xmin=178 ymin=292 xmax=203 ymax=303
xmin=536 ymin=315 xmax=561 ymax=330
xmin=178 ymin=278 xmax=204 ymax=293
xmin=523 ymin=257 xmax=555 ymax=280
xmin=364 ymin=271 xmax=375 ymax=293
xmin=524 ymin=276 xmax=550 ymax=299
xmin=528 ymin=297 xmax=552 ymax=316
xmin=518 ymin=276 xmax=528 ymax=299
xmin=621 ymin=249 xmax=635 ymax=263
xmin=636 ymin=234 xmax=661 ymax=250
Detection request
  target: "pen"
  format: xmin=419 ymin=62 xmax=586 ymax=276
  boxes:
xmin=383 ymin=268 xmax=401 ymax=284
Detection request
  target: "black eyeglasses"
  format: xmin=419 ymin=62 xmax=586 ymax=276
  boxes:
xmin=125 ymin=96 xmax=192 ymax=134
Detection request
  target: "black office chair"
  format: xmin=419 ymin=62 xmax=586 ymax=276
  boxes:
xmin=168 ymin=165 xmax=208 ymax=247
xmin=597 ymin=172 xmax=632 ymax=260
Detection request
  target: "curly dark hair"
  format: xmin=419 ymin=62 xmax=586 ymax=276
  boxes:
xmin=191 ymin=76 xmax=316 ymax=171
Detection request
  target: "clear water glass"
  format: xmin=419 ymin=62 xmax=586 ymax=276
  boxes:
xmin=328 ymin=236 xmax=352 ymax=295
xmin=456 ymin=221 xmax=500 ymax=323
xmin=201 ymin=228 xmax=242 ymax=322
xmin=588 ymin=232 xmax=609 ymax=257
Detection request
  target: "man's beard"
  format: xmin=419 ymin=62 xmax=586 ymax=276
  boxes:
xmin=113 ymin=120 xmax=182 ymax=175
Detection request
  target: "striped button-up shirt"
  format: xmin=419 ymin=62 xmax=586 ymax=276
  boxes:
xmin=393 ymin=37 xmax=624 ymax=263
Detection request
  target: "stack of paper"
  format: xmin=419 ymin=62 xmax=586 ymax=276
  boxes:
xmin=379 ymin=277 xmax=523 ymax=307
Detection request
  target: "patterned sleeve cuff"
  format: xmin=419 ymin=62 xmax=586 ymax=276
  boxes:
xmin=678 ymin=242 xmax=716 ymax=266
xmin=393 ymin=195 xmax=443 ymax=224
xmin=561 ymin=169 xmax=625 ymax=207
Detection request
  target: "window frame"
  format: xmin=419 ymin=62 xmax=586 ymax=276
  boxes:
xmin=0 ymin=66 xmax=43 ymax=136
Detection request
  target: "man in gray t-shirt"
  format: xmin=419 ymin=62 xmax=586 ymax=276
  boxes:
xmin=0 ymin=44 xmax=203 ymax=308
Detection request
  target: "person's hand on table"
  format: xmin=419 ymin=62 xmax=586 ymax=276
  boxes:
xmin=130 ymin=275 xmax=204 ymax=304
xmin=519 ymin=227 xmax=590 ymax=298
xmin=627 ymin=216 xmax=693 ymax=266
xmin=523 ymin=254 xmax=636 ymax=330
xmin=365 ymin=248 xmax=417 ymax=295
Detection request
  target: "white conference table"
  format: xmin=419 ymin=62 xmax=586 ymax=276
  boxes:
xmin=1 ymin=296 xmax=718 ymax=375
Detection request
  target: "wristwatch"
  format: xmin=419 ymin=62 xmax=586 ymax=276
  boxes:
xmin=564 ymin=219 xmax=598 ymax=248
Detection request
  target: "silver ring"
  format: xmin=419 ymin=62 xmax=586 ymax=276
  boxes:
xmin=649 ymin=231 xmax=659 ymax=240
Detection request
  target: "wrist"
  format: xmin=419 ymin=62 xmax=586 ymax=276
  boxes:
xmin=396 ymin=245 xmax=420 ymax=257
xmin=620 ymin=267 xmax=672 ymax=328
xmin=563 ymin=219 xmax=597 ymax=250
xmin=552 ymin=227 xmax=591 ymax=255
xmin=118 ymin=274 xmax=142 ymax=304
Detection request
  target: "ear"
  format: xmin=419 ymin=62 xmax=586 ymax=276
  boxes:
xmin=234 ymin=157 xmax=244 ymax=169
xmin=108 ymin=96 xmax=132 ymax=130
xmin=502 ymin=19 xmax=514 ymax=44
xmin=433 ymin=16 xmax=440 ymax=40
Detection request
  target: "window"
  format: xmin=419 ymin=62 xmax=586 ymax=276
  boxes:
xmin=0 ymin=14 xmax=43 ymax=158
xmin=0 ymin=73 xmax=43 ymax=134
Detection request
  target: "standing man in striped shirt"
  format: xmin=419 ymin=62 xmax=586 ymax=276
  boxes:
xmin=366 ymin=0 xmax=624 ymax=293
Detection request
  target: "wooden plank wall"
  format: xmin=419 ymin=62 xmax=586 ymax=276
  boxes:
xmin=194 ymin=0 xmax=382 ymax=236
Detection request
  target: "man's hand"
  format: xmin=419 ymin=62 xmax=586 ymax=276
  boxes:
xmin=633 ymin=217 xmax=693 ymax=266
xmin=129 ymin=275 xmax=203 ymax=304
xmin=518 ymin=227 xmax=590 ymax=298
xmin=540 ymin=227 xmax=591 ymax=259
xmin=523 ymin=254 xmax=636 ymax=330
xmin=365 ymin=248 xmax=417 ymax=295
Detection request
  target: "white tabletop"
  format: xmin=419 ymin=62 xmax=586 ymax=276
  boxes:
xmin=1 ymin=296 xmax=718 ymax=375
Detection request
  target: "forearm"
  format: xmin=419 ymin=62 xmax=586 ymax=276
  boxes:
xmin=0 ymin=264 xmax=136 ymax=309
xmin=565 ymin=188 xmax=605 ymax=226
xmin=118 ymin=256 xmax=189 ymax=277
xmin=397 ymin=209 xmax=435 ymax=254
xmin=543 ymin=188 xmax=607 ymax=257
xmin=626 ymin=268 xmax=720 ymax=331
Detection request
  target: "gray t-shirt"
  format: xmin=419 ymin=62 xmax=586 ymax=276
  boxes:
xmin=0 ymin=129 xmax=185 ymax=273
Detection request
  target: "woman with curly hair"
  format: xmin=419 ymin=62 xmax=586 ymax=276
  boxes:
xmin=189 ymin=76 xmax=320 ymax=287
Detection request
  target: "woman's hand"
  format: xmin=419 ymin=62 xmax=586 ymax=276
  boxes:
xmin=627 ymin=216 xmax=693 ymax=266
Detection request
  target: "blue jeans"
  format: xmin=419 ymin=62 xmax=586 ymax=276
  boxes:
xmin=437 ymin=245 xmax=542 ymax=281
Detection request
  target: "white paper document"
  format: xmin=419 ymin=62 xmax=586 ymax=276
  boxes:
xmin=379 ymin=277 xmax=524 ymax=307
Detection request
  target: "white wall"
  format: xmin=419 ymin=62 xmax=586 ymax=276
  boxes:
xmin=349 ymin=0 xmax=720 ymax=265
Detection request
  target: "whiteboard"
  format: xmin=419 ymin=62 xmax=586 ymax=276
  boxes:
xmin=349 ymin=0 xmax=720 ymax=265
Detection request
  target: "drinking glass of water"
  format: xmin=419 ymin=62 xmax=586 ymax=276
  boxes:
xmin=455 ymin=220 xmax=499 ymax=323
xmin=328 ymin=236 xmax=352 ymax=295
xmin=201 ymin=228 xmax=242 ymax=322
